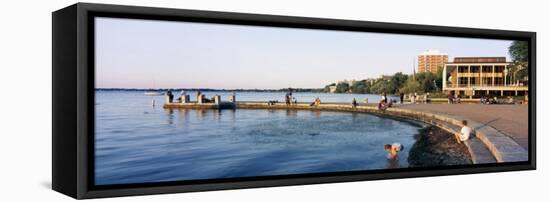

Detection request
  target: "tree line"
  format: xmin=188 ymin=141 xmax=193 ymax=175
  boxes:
xmin=323 ymin=70 xmax=443 ymax=95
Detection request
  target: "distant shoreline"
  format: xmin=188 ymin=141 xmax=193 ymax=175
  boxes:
xmin=96 ymin=88 xmax=322 ymax=93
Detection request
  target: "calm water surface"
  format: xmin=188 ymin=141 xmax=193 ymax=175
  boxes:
xmin=95 ymin=91 xmax=418 ymax=185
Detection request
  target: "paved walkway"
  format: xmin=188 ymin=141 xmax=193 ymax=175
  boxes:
xmin=395 ymin=103 xmax=529 ymax=149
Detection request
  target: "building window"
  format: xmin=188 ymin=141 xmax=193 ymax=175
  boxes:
xmin=482 ymin=77 xmax=492 ymax=85
xmin=495 ymin=77 xmax=504 ymax=85
xmin=495 ymin=65 xmax=504 ymax=73
xmin=470 ymin=66 xmax=480 ymax=73
xmin=459 ymin=77 xmax=468 ymax=86
xmin=458 ymin=66 xmax=468 ymax=73
xmin=482 ymin=65 xmax=493 ymax=73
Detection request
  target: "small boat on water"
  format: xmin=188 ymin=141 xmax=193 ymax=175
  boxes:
xmin=144 ymin=91 xmax=163 ymax=96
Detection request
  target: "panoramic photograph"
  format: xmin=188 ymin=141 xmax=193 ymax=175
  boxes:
xmin=94 ymin=17 xmax=529 ymax=186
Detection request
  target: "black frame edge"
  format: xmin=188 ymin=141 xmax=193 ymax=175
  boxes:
xmin=529 ymin=33 xmax=536 ymax=169
xmin=52 ymin=3 xmax=78 ymax=199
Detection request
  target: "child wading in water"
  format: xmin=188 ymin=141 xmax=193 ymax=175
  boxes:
xmin=455 ymin=120 xmax=472 ymax=143
xmin=384 ymin=143 xmax=404 ymax=160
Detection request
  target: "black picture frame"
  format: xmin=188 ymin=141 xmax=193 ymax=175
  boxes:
xmin=52 ymin=3 xmax=536 ymax=199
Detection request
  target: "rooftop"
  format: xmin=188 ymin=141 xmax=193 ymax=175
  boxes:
xmin=419 ymin=50 xmax=448 ymax=56
xmin=450 ymin=57 xmax=508 ymax=64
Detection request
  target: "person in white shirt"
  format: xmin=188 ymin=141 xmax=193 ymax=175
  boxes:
xmin=455 ymin=120 xmax=472 ymax=143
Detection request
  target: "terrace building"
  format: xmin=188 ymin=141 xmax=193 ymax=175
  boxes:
xmin=442 ymin=57 xmax=528 ymax=97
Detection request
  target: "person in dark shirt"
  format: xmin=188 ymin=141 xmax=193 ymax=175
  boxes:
xmin=167 ymin=89 xmax=174 ymax=103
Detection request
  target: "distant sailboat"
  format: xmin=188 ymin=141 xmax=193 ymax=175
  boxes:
xmin=144 ymin=91 xmax=163 ymax=96
xmin=144 ymin=78 xmax=163 ymax=96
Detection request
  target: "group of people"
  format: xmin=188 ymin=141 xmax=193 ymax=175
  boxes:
xmin=166 ymin=89 xmax=221 ymax=103
xmin=166 ymin=89 xmax=188 ymax=103
xmin=480 ymin=95 xmax=516 ymax=105
xmin=378 ymin=92 xmax=394 ymax=111
xmin=480 ymin=95 xmax=498 ymax=105
xmin=285 ymin=91 xmax=297 ymax=105
xmin=447 ymin=93 xmax=461 ymax=104
xmin=384 ymin=119 xmax=472 ymax=165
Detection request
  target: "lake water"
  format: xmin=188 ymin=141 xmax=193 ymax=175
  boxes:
xmin=95 ymin=91 xmax=419 ymax=185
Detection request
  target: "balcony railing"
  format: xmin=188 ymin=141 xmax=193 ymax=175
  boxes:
xmin=445 ymin=83 xmax=528 ymax=88
xmin=456 ymin=72 xmax=504 ymax=77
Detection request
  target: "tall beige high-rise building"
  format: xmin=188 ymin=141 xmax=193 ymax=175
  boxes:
xmin=418 ymin=50 xmax=448 ymax=73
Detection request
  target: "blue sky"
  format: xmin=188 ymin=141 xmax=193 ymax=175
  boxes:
xmin=95 ymin=17 xmax=514 ymax=89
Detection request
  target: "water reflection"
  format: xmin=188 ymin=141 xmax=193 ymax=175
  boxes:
xmin=286 ymin=109 xmax=298 ymax=117
xmin=165 ymin=108 xmax=175 ymax=125
xmin=312 ymin=110 xmax=322 ymax=118
xmin=385 ymin=159 xmax=400 ymax=169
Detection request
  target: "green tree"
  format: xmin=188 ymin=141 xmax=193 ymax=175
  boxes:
xmin=390 ymin=72 xmax=408 ymax=93
xmin=350 ymin=80 xmax=369 ymax=93
xmin=509 ymin=41 xmax=528 ymax=65
xmin=509 ymin=41 xmax=529 ymax=83
xmin=416 ymin=72 xmax=438 ymax=93
xmin=369 ymin=79 xmax=393 ymax=94
xmin=399 ymin=76 xmax=421 ymax=94
xmin=335 ymin=82 xmax=350 ymax=93
xmin=516 ymin=68 xmax=529 ymax=81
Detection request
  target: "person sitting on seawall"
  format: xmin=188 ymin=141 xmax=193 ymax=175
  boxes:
xmin=378 ymin=99 xmax=388 ymax=111
xmin=455 ymin=120 xmax=472 ymax=144
xmin=310 ymin=97 xmax=321 ymax=107
xmin=448 ymin=93 xmax=454 ymax=104
xmin=425 ymin=93 xmax=431 ymax=103
xmin=384 ymin=143 xmax=404 ymax=160
xmin=378 ymin=99 xmax=394 ymax=110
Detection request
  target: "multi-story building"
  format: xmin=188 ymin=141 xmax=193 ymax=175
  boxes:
xmin=442 ymin=57 xmax=528 ymax=97
xmin=418 ymin=50 xmax=448 ymax=73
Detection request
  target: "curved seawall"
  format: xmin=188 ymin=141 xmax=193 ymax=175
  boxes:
xmin=165 ymin=101 xmax=528 ymax=164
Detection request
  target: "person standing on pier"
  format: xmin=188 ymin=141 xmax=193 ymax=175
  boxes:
xmin=352 ymin=98 xmax=358 ymax=108
xmin=285 ymin=93 xmax=291 ymax=106
xmin=166 ymin=89 xmax=174 ymax=103
xmin=399 ymin=92 xmax=404 ymax=104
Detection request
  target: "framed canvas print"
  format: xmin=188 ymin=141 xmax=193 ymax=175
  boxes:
xmin=52 ymin=3 xmax=536 ymax=199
